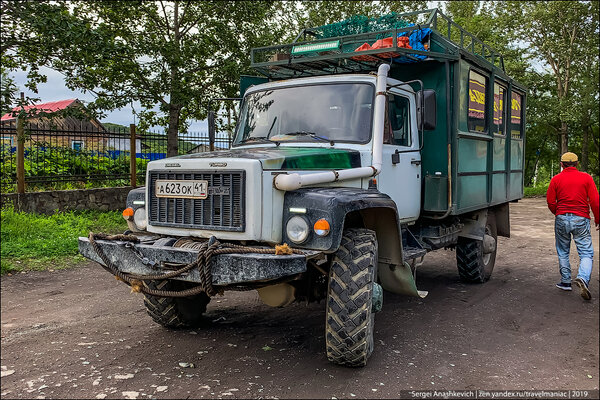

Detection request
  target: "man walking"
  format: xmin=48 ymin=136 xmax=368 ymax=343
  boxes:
xmin=547 ymin=152 xmax=599 ymax=300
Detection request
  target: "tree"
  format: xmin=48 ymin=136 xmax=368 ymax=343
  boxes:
xmin=446 ymin=1 xmax=598 ymax=183
xmin=496 ymin=1 xmax=598 ymax=155
xmin=293 ymin=1 xmax=428 ymax=30
xmin=0 ymin=69 xmax=18 ymax=115
xmin=2 ymin=1 xmax=279 ymax=156
xmin=569 ymin=0 xmax=599 ymax=174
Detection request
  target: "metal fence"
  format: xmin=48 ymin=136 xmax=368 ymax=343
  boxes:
xmin=0 ymin=122 xmax=233 ymax=193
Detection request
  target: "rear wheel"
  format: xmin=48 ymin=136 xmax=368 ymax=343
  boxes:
xmin=143 ymin=280 xmax=211 ymax=329
xmin=326 ymin=228 xmax=378 ymax=367
xmin=456 ymin=212 xmax=497 ymax=283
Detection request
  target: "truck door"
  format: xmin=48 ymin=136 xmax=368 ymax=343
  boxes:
xmin=378 ymin=91 xmax=421 ymax=223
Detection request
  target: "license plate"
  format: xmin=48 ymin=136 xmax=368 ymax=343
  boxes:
xmin=155 ymin=180 xmax=208 ymax=199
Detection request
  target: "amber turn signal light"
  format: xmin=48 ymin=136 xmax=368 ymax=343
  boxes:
xmin=122 ymin=207 xmax=134 ymax=220
xmin=313 ymin=219 xmax=330 ymax=236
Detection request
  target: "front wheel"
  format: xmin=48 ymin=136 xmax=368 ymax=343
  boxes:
xmin=456 ymin=212 xmax=497 ymax=283
xmin=326 ymin=228 xmax=378 ymax=367
xmin=143 ymin=280 xmax=211 ymax=329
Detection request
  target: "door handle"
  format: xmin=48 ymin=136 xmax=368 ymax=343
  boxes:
xmin=411 ymin=159 xmax=421 ymax=165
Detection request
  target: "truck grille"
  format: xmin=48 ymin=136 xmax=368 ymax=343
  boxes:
xmin=148 ymin=171 xmax=245 ymax=231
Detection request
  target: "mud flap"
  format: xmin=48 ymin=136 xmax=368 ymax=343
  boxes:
xmin=378 ymin=261 xmax=428 ymax=298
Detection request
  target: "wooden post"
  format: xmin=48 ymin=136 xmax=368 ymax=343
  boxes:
xmin=130 ymin=124 xmax=136 ymax=187
xmin=227 ymin=104 xmax=232 ymax=146
xmin=16 ymin=92 xmax=25 ymax=194
xmin=208 ymin=111 xmax=215 ymax=152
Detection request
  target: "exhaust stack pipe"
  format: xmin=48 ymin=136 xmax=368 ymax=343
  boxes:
xmin=274 ymin=64 xmax=391 ymax=191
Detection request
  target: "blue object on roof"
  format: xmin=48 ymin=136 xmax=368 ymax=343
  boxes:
xmin=395 ymin=24 xmax=432 ymax=63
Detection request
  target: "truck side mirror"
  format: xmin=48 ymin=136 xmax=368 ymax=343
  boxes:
xmin=417 ymin=89 xmax=436 ymax=131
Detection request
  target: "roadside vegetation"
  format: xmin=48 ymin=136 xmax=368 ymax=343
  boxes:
xmin=524 ymin=185 xmax=550 ymax=198
xmin=0 ymin=207 xmax=126 ymax=274
xmin=1 ymin=146 xmax=149 ymax=193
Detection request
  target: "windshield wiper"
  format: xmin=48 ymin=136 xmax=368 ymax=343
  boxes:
xmin=283 ymin=131 xmax=333 ymax=144
xmin=240 ymin=136 xmax=280 ymax=146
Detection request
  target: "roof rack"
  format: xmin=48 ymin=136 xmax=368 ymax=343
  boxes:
xmin=250 ymin=8 xmax=505 ymax=79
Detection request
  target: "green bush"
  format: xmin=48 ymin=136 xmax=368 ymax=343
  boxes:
xmin=1 ymin=144 xmax=150 ymax=193
xmin=524 ymin=184 xmax=549 ymax=197
xmin=1 ymin=145 xmax=17 ymax=188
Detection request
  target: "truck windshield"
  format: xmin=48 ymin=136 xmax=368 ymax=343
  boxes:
xmin=233 ymin=83 xmax=374 ymax=145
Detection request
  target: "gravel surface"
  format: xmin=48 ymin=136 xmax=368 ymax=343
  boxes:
xmin=1 ymin=198 xmax=598 ymax=399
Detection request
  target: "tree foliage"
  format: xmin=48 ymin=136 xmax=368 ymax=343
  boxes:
xmin=444 ymin=1 xmax=598 ymax=182
xmin=0 ymin=69 xmax=18 ymax=115
xmin=494 ymin=0 xmax=599 ymax=173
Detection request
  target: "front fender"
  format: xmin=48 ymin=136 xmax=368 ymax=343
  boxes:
xmin=282 ymin=187 xmax=399 ymax=252
xmin=126 ymin=187 xmax=146 ymax=210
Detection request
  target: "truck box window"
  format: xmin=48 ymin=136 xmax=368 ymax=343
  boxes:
xmin=510 ymin=92 xmax=523 ymax=139
xmin=493 ymin=83 xmax=506 ymax=136
xmin=468 ymin=70 xmax=488 ymax=133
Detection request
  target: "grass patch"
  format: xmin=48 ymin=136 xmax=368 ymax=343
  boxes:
xmin=1 ymin=207 xmax=127 ymax=274
xmin=524 ymin=185 xmax=549 ymax=198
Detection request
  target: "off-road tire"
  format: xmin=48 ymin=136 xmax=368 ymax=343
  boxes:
xmin=143 ymin=280 xmax=211 ymax=329
xmin=456 ymin=212 xmax=497 ymax=283
xmin=326 ymin=228 xmax=378 ymax=367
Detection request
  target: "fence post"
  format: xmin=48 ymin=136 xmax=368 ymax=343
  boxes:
xmin=16 ymin=92 xmax=26 ymax=194
xmin=16 ymin=115 xmax=25 ymax=194
xmin=130 ymin=124 xmax=136 ymax=187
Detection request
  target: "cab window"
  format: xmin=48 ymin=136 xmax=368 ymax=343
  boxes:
xmin=384 ymin=94 xmax=411 ymax=147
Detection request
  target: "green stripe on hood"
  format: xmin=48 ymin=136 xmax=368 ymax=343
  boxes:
xmin=177 ymin=147 xmax=362 ymax=170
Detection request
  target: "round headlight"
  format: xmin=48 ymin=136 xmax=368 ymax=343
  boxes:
xmin=286 ymin=216 xmax=309 ymax=244
xmin=133 ymin=207 xmax=147 ymax=230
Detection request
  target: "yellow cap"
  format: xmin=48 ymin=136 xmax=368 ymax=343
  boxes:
xmin=560 ymin=152 xmax=578 ymax=162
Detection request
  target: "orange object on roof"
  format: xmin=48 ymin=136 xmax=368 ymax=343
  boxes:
xmin=351 ymin=35 xmax=413 ymax=62
xmin=398 ymin=36 xmax=411 ymax=48
xmin=371 ymin=37 xmax=401 ymax=59
xmin=351 ymin=42 xmax=378 ymax=62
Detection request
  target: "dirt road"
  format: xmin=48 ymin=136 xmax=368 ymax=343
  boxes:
xmin=1 ymin=198 xmax=599 ymax=399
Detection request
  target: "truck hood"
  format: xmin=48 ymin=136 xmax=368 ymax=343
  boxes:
xmin=175 ymin=147 xmax=362 ymax=170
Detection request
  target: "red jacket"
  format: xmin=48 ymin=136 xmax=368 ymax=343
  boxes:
xmin=546 ymin=167 xmax=600 ymax=225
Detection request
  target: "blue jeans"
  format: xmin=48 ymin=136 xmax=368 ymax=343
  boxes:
xmin=555 ymin=214 xmax=594 ymax=285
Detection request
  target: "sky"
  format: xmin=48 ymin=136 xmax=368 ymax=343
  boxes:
xmin=10 ymin=67 xmax=209 ymax=133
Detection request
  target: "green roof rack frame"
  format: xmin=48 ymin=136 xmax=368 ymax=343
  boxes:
xmin=250 ymin=8 xmax=506 ymax=79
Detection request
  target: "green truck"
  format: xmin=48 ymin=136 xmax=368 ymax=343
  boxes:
xmin=80 ymin=9 xmax=526 ymax=367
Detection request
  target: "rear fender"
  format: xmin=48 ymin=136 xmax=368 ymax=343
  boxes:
xmin=494 ymin=203 xmax=510 ymax=238
xmin=458 ymin=203 xmax=509 ymax=240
